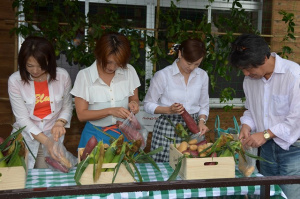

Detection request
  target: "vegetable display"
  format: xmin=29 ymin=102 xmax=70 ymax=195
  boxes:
xmin=0 ymin=127 xmax=28 ymax=170
xmin=74 ymin=133 xmax=163 ymax=185
xmin=173 ymin=133 xmax=272 ymax=177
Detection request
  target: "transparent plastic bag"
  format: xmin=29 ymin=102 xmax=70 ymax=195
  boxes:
xmin=119 ymin=112 xmax=146 ymax=149
xmin=238 ymin=146 xmax=257 ymax=177
xmin=43 ymin=135 xmax=77 ymax=173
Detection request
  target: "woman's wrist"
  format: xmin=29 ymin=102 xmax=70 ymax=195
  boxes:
xmin=55 ymin=119 xmax=67 ymax=126
xmin=198 ymin=117 xmax=206 ymax=124
xmin=129 ymin=100 xmax=139 ymax=106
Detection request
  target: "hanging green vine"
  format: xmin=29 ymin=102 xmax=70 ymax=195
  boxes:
xmin=277 ymin=10 xmax=296 ymax=59
xmin=10 ymin=0 xmax=294 ymax=107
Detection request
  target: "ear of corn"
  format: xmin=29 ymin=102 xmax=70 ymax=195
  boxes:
xmin=100 ymin=136 xmax=122 ymax=171
xmin=0 ymin=151 xmax=7 ymax=167
xmin=94 ymin=141 xmax=105 ymax=182
xmin=106 ymin=141 xmax=127 ymax=172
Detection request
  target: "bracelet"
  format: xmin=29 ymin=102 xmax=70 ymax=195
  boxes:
xmin=130 ymin=101 xmax=139 ymax=106
xmin=56 ymin=119 xmax=67 ymax=125
xmin=198 ymin=118 xmax=206 ymax=124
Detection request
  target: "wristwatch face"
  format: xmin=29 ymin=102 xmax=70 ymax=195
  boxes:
xmin=264 ymin=131 xmax=270 ymax=140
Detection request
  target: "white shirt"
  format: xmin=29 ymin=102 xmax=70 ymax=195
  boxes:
xmin=144 ymin=60 xmax=209 ymax=117
xmin=70 ymin=61 xmax=141 ymax=126
xmin=8 ymin=67 xmax=73 ymax=169
xmin=241 ymin=53 xmax=300 ymax=150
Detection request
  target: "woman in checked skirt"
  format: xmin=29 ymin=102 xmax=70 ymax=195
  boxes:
xmin=144 ymin=38 xmax=210 ymax=162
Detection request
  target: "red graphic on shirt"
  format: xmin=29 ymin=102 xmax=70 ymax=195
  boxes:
xmin=34 ymin=81 xmax=51 ymax=119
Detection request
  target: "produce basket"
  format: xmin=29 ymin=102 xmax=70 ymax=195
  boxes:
xmin=0 ymin=150 xmax=28 ymax=191
xmin=77 ymin=148 xmax=135 ymax=185
xmin=169 ymin=144 xmax=235 ymax=180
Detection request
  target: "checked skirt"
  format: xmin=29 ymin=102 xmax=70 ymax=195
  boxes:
xmin=150 ymin=113 xmax=198 ymax=162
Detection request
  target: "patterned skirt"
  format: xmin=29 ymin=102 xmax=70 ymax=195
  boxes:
xmin=150 ymin=113 xmax=198 ymax=162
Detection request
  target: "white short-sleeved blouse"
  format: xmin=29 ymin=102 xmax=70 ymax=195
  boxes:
xmin=71 ymin=61 xmax=141 ymax=126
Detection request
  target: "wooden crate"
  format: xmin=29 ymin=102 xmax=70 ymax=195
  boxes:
xmin=78 ymin=148 xmax=135 ymax=185
xmin=169 ymin=144 xmax=235 ymax=180
xmin=0 ymin=152 xmax=28 ymax=191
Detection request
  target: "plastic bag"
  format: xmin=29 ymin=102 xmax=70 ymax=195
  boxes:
xmin=238 ymin=146 xmax=257 ymax=177
xmin=43 ymin=135 xmax=77 ymax=173
xmin=118 ymin=112 xmax=147 ymax=149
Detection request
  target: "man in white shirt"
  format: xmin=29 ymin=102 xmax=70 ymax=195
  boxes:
xmin=230 ymin=33 xmax=300 ymax=199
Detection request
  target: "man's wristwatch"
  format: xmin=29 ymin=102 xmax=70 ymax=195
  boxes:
xmin=263 ymin=130 xmax=271 ymax=141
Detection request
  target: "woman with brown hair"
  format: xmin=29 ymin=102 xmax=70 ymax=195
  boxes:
xmin=8 ymin=36 xmax=73 ymax=169
xmin=144 ymin=38 xmax=210 ymax=162
xmin=71 ymin=32 xmax=140 ymax=147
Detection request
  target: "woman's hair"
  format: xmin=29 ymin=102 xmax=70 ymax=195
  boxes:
xmin=178 ymin=38 xmax=206 ymax=62
xmin=18 ymin=36 xmax=57 ymax=83
xmin=230 ymin=34 xmax=270 ymax=69
xmin=94 ymin=32 xmax=131 ymax=69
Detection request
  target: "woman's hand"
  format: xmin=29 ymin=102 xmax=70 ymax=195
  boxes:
xmin=169 ymin=103 xmax=184 ymax=114
xmin=198 ymin=123 xmax=209 ymax=136
xmin=32 ymin=132 xmax=61 ymax=161
xmin=128 ymin=101 xmax=139 ymax=114
xmin=51 ymin=121 xmax=66 ymax=142
xmin=44 ymin=137 xmax=64 ymax=161
xmin=110 ymin=107 xmax=131 ymax=119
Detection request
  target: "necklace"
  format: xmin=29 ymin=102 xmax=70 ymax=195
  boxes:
xmin=34 ymin=74 xmax=47 ymax=82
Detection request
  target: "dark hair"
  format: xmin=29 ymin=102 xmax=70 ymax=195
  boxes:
xmin=18 ymin=36 xmax=57 ymax=84
xmin=230 ymin=34 xmax=270 ymax=69
xmin=94 ymin=32 xmax=131 ymax=69
xmin=178 ymin=38 xmax=206 ymax=62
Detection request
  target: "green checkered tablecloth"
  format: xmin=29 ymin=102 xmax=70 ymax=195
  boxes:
xmin=26 ymin=163 xmax=287 ymax=199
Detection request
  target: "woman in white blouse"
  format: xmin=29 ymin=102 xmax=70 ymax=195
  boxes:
xmin=71 ymin=32 xmax=140 ymax=148
xmin=8 ymin=36 xmax=73 ymax=169
xmin=144 ymin=38 xmax=210 ymax=162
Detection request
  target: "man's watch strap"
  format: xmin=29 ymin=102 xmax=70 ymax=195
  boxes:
xmin=263 ymin=130 xmax=271 ymax=140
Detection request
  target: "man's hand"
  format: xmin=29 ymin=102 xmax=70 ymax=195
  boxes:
xmin=242 ymin=132 xmax=266 ymax=148
xmin=239 ymin=124 xmax=251 ymax=141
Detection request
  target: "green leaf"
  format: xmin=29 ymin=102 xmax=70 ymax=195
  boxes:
xmin=168 ymin=156 xmax=184 ymax=181
xmin=143 ymin=146 xmax=163 ymax=156
xmin=165 ymin=136 xmax=176 ymax=147
xmin=244 ymin=151 xmax=273 ymax=164
xmin=130 ymin=160 xmax=143 ymax=182
xmin=112 ymin=153 xmax=125 ymax=183
xmin=7 ymin=141 xmax=22 ymax=166
xmin=22 ymin=137 xmax=36 ymax=160
xmin=0 ymin=126 xmax=26 ymax=151
xmin=74 ymin=156 xmax=91 ymax=185
xmin=135 ymin=153 xmax=160 ymax=171
xmin=123 ymin=160 xmax=136 ymax=180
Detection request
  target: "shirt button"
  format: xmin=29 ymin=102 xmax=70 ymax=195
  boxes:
xmin=111 ymin=98 xmax=114 ymax=100
xmin=41 ymin=120 xmax=43 ymax=122
xmin=24 ymin=101 xmax=26 ymax=103
xmin=52 ymin=111 xmax=54 ymax=113
xmin=51 ymin=101 xmax=53 ymax=103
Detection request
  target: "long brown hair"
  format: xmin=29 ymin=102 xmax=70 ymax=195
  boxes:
xmin=94 ymin=32 xmax=131 ymax=69
xmin=18 ymin=36 xmax=57 ymax=84
xmin=178 ymin=38 xmax=206 ymax=62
